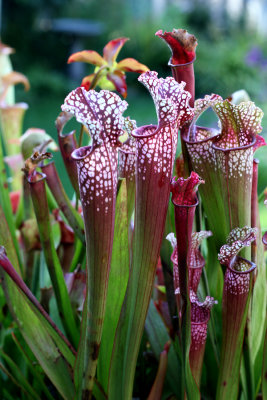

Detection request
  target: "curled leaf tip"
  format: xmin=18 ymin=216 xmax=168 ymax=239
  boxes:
xmin=62 ymin=87 xmax=128 ymax=146
xmin=138 ymin=70 xmax=194 ymax=128
xmin=166 ymin=232 xmax=176 ymax=249
xmin=0 ymin=71 xmax=30 ymax=105
xmin=190 ymin=291 xmax=217 ymax=315
xmin=2 ymin=71 xmax=30 ymax=91
xmin=20 ymin=128 xmax=58 ymax=159
xmin=213 ymin=100 xmax=264 ymax=149
xmin=190 ymin=290 xmax=216 ymax=366
xmin=156 ymin=28 xmax=197 ymax=65
xmin=218 ymin=226 xmax=257 ymax=266
xmin=188 ymin=230 xmax=212 ymax=269
xmin=171 ymin=171 xmax=204 ymax=206
xmin=188 ymin=95 xmax=264 ymax=151
xmin=191 ymin=93 xmax=223 ymax=127
xmin=191 ymin=230 xmax=213 ymax=249
xmin=226 ymin=226 xmax=257 ymax=245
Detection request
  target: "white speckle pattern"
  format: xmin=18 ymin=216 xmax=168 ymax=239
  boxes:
xmin=185 ymin=94 xmax=264 ymax=181
xmin=188 ymin=230 xmax=212 ymax=291
xmin=62 ymin=88 xmax=128 ymax=214
xmin=135 ymin=124 xmax=177 ymax=182
xmin=132 ymin=71 xmax=194 ymax=193
xmin=75 ymin=142 xmax=117 ymax=215
xmin=214 ymin=146 xmax=254 ymax=181
xmin=167 ymin=230 xmax=212 ymax=293
xmin=62 ymin=87 xmax=128 ymax=146
xmin=218 ymin=226 xmax=257 ymax=266
xmin=138 ymin=71 xmax=194 ymax=129
xmin=186 ymin=126 xmax=219 ymax=176
xmin=224 ymin=259 xmax=255 ymax=295
xmin=190 ymin=290 xmax=216 ymax=350
xmin=213 ymin=100 xmax=263 ymax=149
xmin=190 ymin=231 xmax=213 ymax=254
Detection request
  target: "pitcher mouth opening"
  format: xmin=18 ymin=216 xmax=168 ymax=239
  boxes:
xmin=229 ymin=256 xmax=256 ymax=275
xmin=171 ymin=196 xmax=199 ymax=208
xmin=182 ymin=125 xmax=220 ymax=144
xmin=27 ymin=170 xmax=46 ymax=184
xmin=131 ymin=124 xmax=158 ymax=140
xmin=71 ymin=145 xmax=93 ymax=161
xmin=168 ymin=55 xmax=196 ymax=68
xmin=212 ymin=136 xmax=256 ymax=153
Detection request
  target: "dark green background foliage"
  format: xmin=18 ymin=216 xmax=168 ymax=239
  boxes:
xmin=2 ymin=0 xmax=267 ymax=195
xmin=3 ymin=0 xmax=267 ymax=119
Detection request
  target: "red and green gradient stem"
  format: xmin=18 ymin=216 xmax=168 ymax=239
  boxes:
xmin=190 ymin=293 xmax=215 ymax=387
xmin=249 ymin=158 xmax=267 ymax=388
xmin=216 ymin=257 xmax=256 ymax=400
xmin=62 ymin=87 xmax=128 ymax=398
xmin=170 ymin=172 xmax=204 ymax=399
xmin=109 ymin=123 xmax=177 ymax=400
xmin=72 ymin=143 xmax=117 ymax=399
xmin=109 ymin=71 xmax=193 ymax=400
xmin=28 ymin=172 xmax=79 ymax=347
xmin=172 ymin=198 xmax=199 ymax=399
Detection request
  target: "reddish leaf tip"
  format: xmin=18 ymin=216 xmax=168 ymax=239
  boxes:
xmin=156 ymin=28 xmax=197 ymax=65
xmin=67 ymin=55 xmax=74 ymax=64
xmin=103 ymin=37 xmax=129 ymax=64
xmin=171 ymin=171 xmax=204 ymax=206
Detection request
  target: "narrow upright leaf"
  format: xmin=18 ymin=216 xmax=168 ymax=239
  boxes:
xmin=97 ymin=179 xmax=130 ymax=392
xmin=109 ymin=71 xmax=193 ymax=400
xmin=63 ymin=87 xmax=128 ymax=397
xmin=216 ymin=227 xmax=257 ymax=400
xmin=0 ymin=205 xmax=76 ymax=400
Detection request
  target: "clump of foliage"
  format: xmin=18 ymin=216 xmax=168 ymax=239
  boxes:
xmin=0 ymin=28 xmax=266 ymax=400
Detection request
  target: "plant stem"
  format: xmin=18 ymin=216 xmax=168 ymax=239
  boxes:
xmin=0 ymin=247 xmax=75 ymax=353
xmin=89 ymin=65 xmax=108 ymax=90
xmin=28 ymin=172 xmax=79 ymax=347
